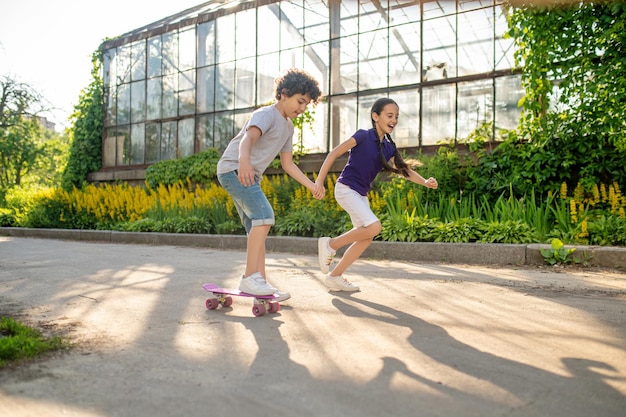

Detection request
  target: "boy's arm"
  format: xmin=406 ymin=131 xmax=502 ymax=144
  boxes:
xmin=238 ymin=126 xmax=262 ymax=186
xmin=280 ymin=151 xmax=325 ymax=200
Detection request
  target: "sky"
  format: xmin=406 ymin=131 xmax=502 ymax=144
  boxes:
xmin=0 ymin=0 xmax=204 ymax=132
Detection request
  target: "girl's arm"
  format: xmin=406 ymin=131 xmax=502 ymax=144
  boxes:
xmin=315 ymin=137 xmax=357 ymax=188
xmin=280 ymin=151 xmax=326 ymax=200
xmin=391 ymin=156 xmax=438 ymax=189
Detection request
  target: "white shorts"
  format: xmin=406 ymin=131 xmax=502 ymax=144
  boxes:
xmin=334 ymin=182 xmax=379 ymax=228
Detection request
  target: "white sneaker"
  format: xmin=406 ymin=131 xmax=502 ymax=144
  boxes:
xmin=318 ymin=237 xmax=336 ymax=274
xmin=324 ymin=273 xmax=360 ymax=292
xmin=239 ymin=272 xmax=275 ymax=296
xmin=273 ymin=290 xmax=291 ymax=302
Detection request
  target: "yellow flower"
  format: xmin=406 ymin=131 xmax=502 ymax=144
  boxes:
xmin=560 ymin=182 xmax=568 ymax=200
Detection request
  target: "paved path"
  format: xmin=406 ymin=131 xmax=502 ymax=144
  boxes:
xmin=1 ymin=236 xmax=625 ymax=417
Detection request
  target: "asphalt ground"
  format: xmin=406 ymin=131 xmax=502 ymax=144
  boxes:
xmin=1 ymin=236 xmax=625 ymax=417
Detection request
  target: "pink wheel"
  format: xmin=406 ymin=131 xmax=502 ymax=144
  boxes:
xmin=252 ymin=304 xmax=266 ymax=317
xmin=222 ymin=296 xmax=233 ymax=307
xmin=268 ymin=302 xmax=280 ymax=313
xmin=205 ymin=298 xmax=219 ymax=310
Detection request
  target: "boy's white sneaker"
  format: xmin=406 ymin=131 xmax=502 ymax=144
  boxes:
xmin=324 ymin=273 xmax=360 ymax=292
xmin=318 ymin=237 xmax=336 ymax=274
xmin=273 ymin=290 xmax=291 ymax=302
xmin=239 ymin=272 xmax=275 ymax=296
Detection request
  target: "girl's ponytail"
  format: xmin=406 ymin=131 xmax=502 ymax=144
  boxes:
xmin=371 ymin=97 xmax=410 ymax=178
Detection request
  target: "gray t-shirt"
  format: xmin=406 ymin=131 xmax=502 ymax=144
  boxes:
xmin=217 ymin=104 xmax=294 ymax=180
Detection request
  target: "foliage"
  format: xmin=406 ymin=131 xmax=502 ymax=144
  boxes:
xmin=477 ymin=2 xmax=626 ymax=199
xmin=61 ymin=51 xmax=103 ymax=190
xmin=0 ymin=117 xmax=45 ymax=190
xmin=0 ymin=317 xmax=65 ymax=367
xmin=540 ymin=238 xmax=590 ymax=266
xmin=145 ymin=148 xmax=221 ymax=189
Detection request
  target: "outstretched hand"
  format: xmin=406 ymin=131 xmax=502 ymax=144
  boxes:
xmin=424 ymin=177 xmax=438 ymax=189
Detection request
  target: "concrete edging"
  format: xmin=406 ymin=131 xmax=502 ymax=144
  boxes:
xmin=1 ymin=227 xmax=624 ymax=269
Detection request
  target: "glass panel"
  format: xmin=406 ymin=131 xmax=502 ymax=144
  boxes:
xmin=257 ymin=4 xmax=281 ymax=55
xmin=162 ymin=31 xmax=179 ymax=75
xmin=179 ymin=69 xmax=195 ymax=116
xmin=495 ymin=5 xmax=515 ymax=70
xmin=103 ymin=127 xmax=121 ymax=167
xmin=105 ymin=87 xmax=116 ymax=127
xmin=339 ymin=1 xmax=359 ymax=37
xmin=422 ymin=15 xmax=456 ymax=80
xmin=147 ymin=78 xmax=162 ymax=120
xmin=303 ymin=41 xmax=328 ymax=94
xmin=236 ymin=8 xmax=256 ymax=59
xmin=198 ymin=21 xmax=216 ymax=67
xmin=130 ymin=123 xmax=145 ymax=165
xmin=358 ymin=29 xmax=389 ymax=91
xmin=423 ymin=1 xmax=456 ymax=19
xmin=197 ymin=114 xmax=214 ymax=151
xmin=457 ymin=9 xmax=493 ymax=76
xmin=197 ymin=66 xmax=216 ymax=113
xmin=459 ymin=0 xmax=493 ymax=12
xmin=329 ymin=94 xmax=357 ymax=149
xmin=457 ymin=79 xmax=493 ymax=140
xmin=357 ymin=95 xmax=377 ymax=134
xmin=280 ymin=1 xmax=304 ymax=50
xmin=422 ymin=84 xmax=455 ymax=145
xmin=103 ymin=48 xmax=115 ymax=88
xmin=162 ymin=74 xmax=178 ymax=118
xmin=216 ymin=14 xmax=235 ymax=64
xmin=110 ymin=125 xmax=130 ymax=166
xmin=495 ymin=75 xmax=523 ymax=133
xmin=389 ymin=0 xmax=420 ymax=26
xmin=301 ymin=100 xmax=327 ymax=153
xmin=391 ymin=90 xmax=420 ymax=147
xmin=147 ymin=36 xmax=162 ymax=78
xmin=131 ymin=41 xmax=146 ymax=81
xmin=360 ymin=1 xmax=386 ymax=30
xmin=145 ymin=122 xmax=161 ymax=163
xmin=130 ymin=80 xmax=146 ymax=123
xmin=389 ymin=22 xmax=420 ymax=87
xmin=214 ymin=111 xmax=235 ymax=151
xmin=117 ymin=83 xmax=130 ymax=125
xmin=178 ymin=118 xmax=195 ymax=157
xmin=215 ymin=63 xmax=235 ymax=111
xmin=161 ymin=121 xmax=177 ymax=160
xmin=117 ymin=45 xmax=131 ymax=84
xmin=257 ymin=53 xmax=280 ymax=105
xmin=235 ymin=58 xmax=256 ymax=108
xmin=303 ymin=0 xmax=329 ymax=44
xmin=179 ymin=28 xmax=196 ymax=71
xmin=333 ymin=36 xmax=358 ymax=94
xmin=280 ymin=47 xmax=304 ymax=74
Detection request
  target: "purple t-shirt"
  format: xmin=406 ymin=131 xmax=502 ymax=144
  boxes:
xmin=337 ymin=128 xmax=396 ymax=196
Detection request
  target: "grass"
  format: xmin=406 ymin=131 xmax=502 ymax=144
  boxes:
xmin=0 ymin=316 xmax=66 ymax=367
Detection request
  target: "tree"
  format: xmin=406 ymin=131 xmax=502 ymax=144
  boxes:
xmin=0 ymin=75 xmax=46 ymax=130
xmin=0 ymin=117 xmax=45 ymax=189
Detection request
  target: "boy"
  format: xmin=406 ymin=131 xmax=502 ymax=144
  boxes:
xmin=216 ymin=68 xmax=325 ymax=300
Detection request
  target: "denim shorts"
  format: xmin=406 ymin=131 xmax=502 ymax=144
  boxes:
xmin=217 ymin=171 xmax=274 ymax=233
xmin=334 ymin=182 xmax=379 ymax=228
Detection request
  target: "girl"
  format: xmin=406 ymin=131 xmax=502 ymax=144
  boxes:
xmin=314 ymin=97 xmax=438 ymax=291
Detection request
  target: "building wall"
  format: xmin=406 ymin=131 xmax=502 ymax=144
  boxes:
xmin=96 ymin=0 xmax=523 ymax=181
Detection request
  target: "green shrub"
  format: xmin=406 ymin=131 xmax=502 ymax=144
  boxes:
xmin=145 ymin=148 xmax=221 ymax=189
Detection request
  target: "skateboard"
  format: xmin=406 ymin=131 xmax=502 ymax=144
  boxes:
xmin=202 ymin=283 xmax=281 ymax=317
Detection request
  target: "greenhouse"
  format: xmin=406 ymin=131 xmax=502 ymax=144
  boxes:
xmin=99 ymin=0 xmax=522 ymax=172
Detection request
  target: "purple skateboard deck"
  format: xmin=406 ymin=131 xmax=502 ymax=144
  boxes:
xmin=202 ymin=283 xmax=280 ymax=317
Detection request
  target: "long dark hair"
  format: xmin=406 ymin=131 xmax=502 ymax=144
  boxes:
xmin=371 ymin=98 xmax=410 ymax=177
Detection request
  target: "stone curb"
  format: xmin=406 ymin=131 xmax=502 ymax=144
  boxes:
xmin=1 ymin=227 xmax=624 ymax=270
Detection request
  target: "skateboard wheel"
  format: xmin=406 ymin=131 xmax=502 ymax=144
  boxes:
xmin=252 ymin=304 xmax=266 ymax=317
xmin=222 ymin=296 xmax=233 ymax=307
xmin=205 ymin=298 xmax=219 ymax=310
xmin=268 ymin=302 xmax=280 ymax=313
